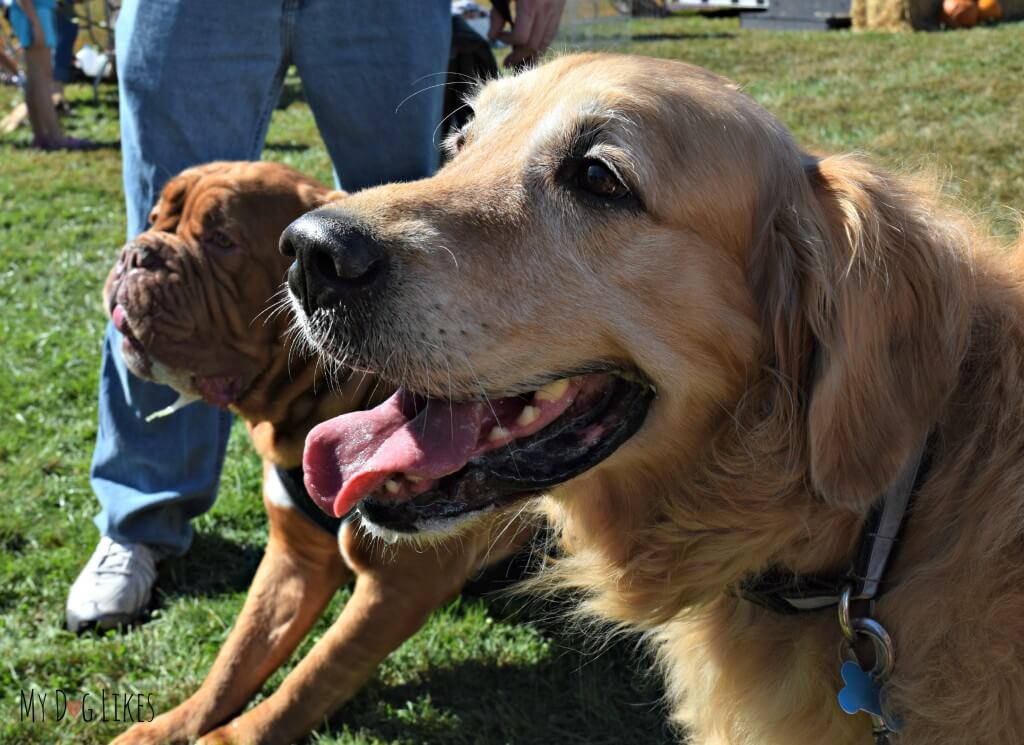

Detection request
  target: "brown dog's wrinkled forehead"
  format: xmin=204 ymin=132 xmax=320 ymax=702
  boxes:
xmin=148 ymin=161 xmax=330 ymax=239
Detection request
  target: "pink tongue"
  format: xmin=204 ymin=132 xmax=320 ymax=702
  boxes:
xmin=303 ymin=392 xmax=493 ymax=518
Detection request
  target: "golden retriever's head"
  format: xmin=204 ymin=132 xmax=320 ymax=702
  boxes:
xmin=284 ymin=54 xmax=971 ymax=556
xmin=105 ymin=161 xmax=337 ymax=438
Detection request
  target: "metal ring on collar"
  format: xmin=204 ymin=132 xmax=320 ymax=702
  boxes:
xmin=848 ymin=617 xmax=896 ymax=682
xmin=838 ymin=584 xmax=855 ymax=641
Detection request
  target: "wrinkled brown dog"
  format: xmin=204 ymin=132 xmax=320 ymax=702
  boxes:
xmin=285 ymin=55 xmax=1024 ymax=745
xmin=105 ymin=161 xmax=530 ymax=745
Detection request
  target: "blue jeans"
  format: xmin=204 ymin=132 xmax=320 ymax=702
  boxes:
xmin=52 ymin=4 xmax=78 ymax=84
xmin=93 ymin=0 xmax=451 ymax=556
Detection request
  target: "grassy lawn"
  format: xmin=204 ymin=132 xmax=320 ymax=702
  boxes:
xmin=2 ymin=14 xmax=1022 ymax=745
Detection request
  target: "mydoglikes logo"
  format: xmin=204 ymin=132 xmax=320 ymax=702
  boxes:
xmin=18 ymin=688 xmax=156 ymax=724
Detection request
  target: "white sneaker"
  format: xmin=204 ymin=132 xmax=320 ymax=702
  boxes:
xmin=66 ymin=536 xmax=158 ymax=632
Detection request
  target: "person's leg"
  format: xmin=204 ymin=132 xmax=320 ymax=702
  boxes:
xmin=51 ymin=2 xmax=77 ymax=87
xmin=22 ymin=44 xmax=60 ymax=142
xmin=97 ymin=0 xmax=292 ymax=548
xmin=11 ymin=1 xmax=65 ymax=146
xmin=71 ymin=0 xmax=292 ymax=630
xmin=91 ymin=325 xmax=235 ymax=556
xmin=292 ymin=0 xmax=452 ymax=191
xmin=116 ymin=0 xmax=290 ymax=234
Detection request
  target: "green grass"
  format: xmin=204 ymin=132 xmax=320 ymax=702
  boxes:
xmin=2 ymin=15 xmax=1023 ymax=744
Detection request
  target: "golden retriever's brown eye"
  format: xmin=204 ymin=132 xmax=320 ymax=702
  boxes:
xmin=578 ymin=160 xmax=628 ymax=199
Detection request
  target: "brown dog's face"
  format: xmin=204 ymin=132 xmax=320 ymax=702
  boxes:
xmin=283 ymin=54 xmax=815 ymax=534
xmin=105 ymin=161 xmax=329 ymax=410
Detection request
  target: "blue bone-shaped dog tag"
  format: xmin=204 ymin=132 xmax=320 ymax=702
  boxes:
xmin=837 ymin=661 xmax=902 ymax=732
xmin=838 ymin=661 xmax=883 ymax=717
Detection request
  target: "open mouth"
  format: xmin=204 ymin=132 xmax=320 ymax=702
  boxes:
xmin=112 ymin=302 xmax=153 ymax=377
xmin=302 ymin=371 xmax=654 ymax=532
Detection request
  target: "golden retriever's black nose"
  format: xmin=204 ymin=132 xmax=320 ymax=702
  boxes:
xmin=281 ymin=212 xmax=388 ymax=316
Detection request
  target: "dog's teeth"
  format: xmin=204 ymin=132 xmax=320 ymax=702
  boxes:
xmin=534 ymin=378 xmax=570 ymax=402
xmin=516 ymin=406 xmax=539 ymax=426
xmin=406 ymin=474 xmax=424 ymax=483
xmin=488 ymin=426 xmax=510 ymax=441
xmin=384 ymin=479 xmax=400 ymax=494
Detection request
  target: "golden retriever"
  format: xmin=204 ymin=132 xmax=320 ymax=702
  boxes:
xmin=282 ymin=54 xmax=1024 ymax=745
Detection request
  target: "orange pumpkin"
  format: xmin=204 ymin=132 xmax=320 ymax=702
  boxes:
xmin=978 ymin=0 xmax=1003 ymax=21
xmin=940 ymin=0 xmax=980 ymax=27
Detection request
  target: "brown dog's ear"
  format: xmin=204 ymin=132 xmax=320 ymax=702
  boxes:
xmin=318 ymin=189 xmax=348 ymax=206
xmin=761 ymin=155 xmax=972 ymax=511
xmin=297 ymin=184 xmax=345 ymax=210
xmin=150 ymin=168 xmax=207 ymax=230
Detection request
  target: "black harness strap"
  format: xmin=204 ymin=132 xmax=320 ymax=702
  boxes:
xmin=274 ymin=465 xmax=344 ymax=536
xmin=742 ymin=433 xmax=935 ymax=613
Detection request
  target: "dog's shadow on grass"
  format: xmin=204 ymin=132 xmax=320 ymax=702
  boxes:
xmin=631 ymin=31 xmax=736 ymax=42
xmin=263 ymin=142 xmax=312 ymax=153
xmin=155 ymin=532 xmax=263 ymax=600
xmin=8 ymin=139 xmax=122 ymax=152
xmin=331 ymin=649 xmax=676 ymax=745
xmin=153 ymin=537 xmax=676 ymax=743
xmin=327 ymin=595 xmax=678 ymax=745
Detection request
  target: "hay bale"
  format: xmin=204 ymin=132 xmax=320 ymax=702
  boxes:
xmin=852 ymin=0 xmax=939 ymax=29
xmin=850 ymin=0 xmax=869 ymax=27
xmin=851 ymin=0 xmax=905 ymax=29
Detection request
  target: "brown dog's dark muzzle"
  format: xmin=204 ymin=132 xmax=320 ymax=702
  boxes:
xmin=107 ymin=238 xmax=170 ymax=300
xmin=106 ymin=237 xmax=177 ymax=316
xmin=281 ymin=210 xmax=389 ymax=318
xmin=121 ymin=239 xmax=171 ymax=272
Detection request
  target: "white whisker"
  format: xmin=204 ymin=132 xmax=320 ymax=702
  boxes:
xmin=457 ymin=350 xmax=524 ymax=480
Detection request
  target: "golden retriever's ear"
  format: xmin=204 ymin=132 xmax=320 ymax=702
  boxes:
xmin=762 ymin=155 xmax=971 ymax=512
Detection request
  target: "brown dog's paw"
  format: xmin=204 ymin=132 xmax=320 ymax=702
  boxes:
xmin=109 ymin=706 xmax=208 ymax=745
xmin=196 ymin=722 xmax=250 ymax=745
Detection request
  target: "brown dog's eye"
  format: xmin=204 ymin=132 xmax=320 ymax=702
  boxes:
xmin=208 ymin=230 xmax=237 ymax=251
xmin=578 ymin=160 xmax=629 ymax=199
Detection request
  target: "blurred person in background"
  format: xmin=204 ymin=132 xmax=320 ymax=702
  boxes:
xmin=6 ymin=0 xmax=89 ymax=148
xmin=50 ymin=1 xmax=78 ymax=97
